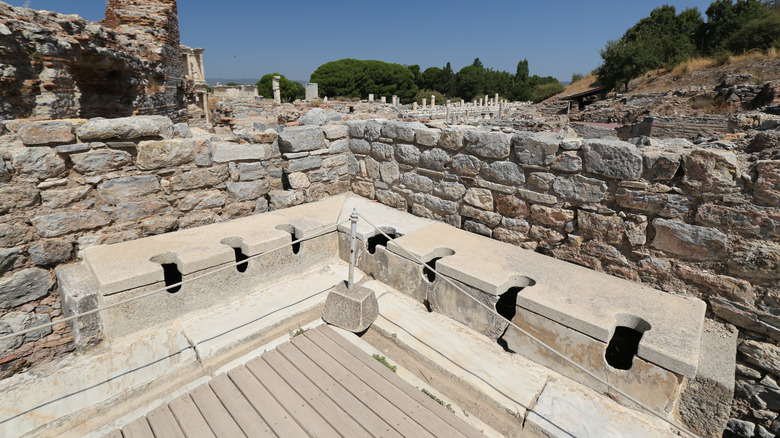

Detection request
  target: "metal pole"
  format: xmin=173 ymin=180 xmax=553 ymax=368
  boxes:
xmin=348 ymin=208 xmax=358 ymax=290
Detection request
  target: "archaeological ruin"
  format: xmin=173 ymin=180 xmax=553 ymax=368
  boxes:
xmin=1 ymin=1 xmax=780 ymax=437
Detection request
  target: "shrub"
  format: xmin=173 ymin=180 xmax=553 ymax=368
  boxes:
xmin=532 ymin=82 xmax=565 ymax=102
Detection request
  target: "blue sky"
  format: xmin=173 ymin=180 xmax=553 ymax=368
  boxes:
xmin=7 ymin=1 xmax=717 ymax=82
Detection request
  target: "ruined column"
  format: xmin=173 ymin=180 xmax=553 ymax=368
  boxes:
xmin=431 ymin=95 xmax=436 ymax=107
xmin=369 ymin=94 xmax=374 ymax=103
xmin=272 ymin=76 xmax=281 ymax=104
xmin=413 ymin=102 xmax=418 ymax=111
xmin=305 ymin=83 xmax=318 ymax=101
xmin=392 ymin=95 xmax=398 ymax=106
xmin=422 ymin=98 xmax=427 ymax=109
xmin=381 ymin=96 xmax=386 ymax=104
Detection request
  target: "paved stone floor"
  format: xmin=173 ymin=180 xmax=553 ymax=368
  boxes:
xmin=105 ymin=325 xmax=482 ymax=438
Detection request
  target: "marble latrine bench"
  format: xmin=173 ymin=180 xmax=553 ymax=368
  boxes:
xmin=338 ymin=197 xmax=735 ymax=433
xmin=57 ymin=195 xmax=350 ymax=346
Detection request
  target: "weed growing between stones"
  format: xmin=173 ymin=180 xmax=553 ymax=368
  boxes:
xmin=421 ymin=388 xmax=455 ymax=413
xmin=372 ymin=354 xmax=397 ymax=372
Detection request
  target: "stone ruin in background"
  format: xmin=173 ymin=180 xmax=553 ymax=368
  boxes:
xmin=0 ymin=0 xmax=205 ymax=122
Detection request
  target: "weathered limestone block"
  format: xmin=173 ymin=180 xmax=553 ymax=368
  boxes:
xmin=710 ymin=297 xmax=780 ymax=341
xmin=683 ymin=149 xmax=737 ymax=193
xmin=382 ymin=120 xmax=424 ymax=142
xmin=173 ymin=123 xmax=192 ymax=139
xmin=237 ymin=162 xmax=267 ymax=181
xmin=328 ymin=139 xmax=349 ymax=154
xmin=116 ymin=199 xmax=171 ymax=222
xmin=550 ymin=151 xmax=582 ymax=172
xmin=0 ymin=223 xmax=31 ymax=248
xmin=213 ymin=143 xmax=274 ymax=163
xmin=735 ymin=375 xmax=780 ymax=412
xmin=616 ymin=189 xmax=695 ymax=218
xmin=28 ymin=239 xmax=73 ymax=266
xmin=12 ymin=147 xmax=66 ymax=179
xmin=530 ymin=225 xmax=566 ymax=243
xmin=32 ymin=210 xmax=112 ymax=238
xmin=376 ymin=190 xmax=406 ymax=210
xmin=379 ymin=161 xmax=400 ymax=184
xmin=652 ymin=218 xmax=728 ymax=261
xmin=141 ymin=216 xmax=178 ymax=236
xmin=227 ymin=180 xmax=270 ymax=201
xmin=286 ymin=172 xmax=310 ymax=190
xmin=322 ymin=283 xmax=378 ymax=333
xmin=55 ymin=263 xmax=102 ymax=349
xmin=739 ymin=340 xmax=780 ymax=377
xmin=531 ymin=205 xmax=575 ymax=229
xmin=18 ymin=121 xmax=75 ymax=146
xmin=41 ymin=186 xmax=91 ymax=209
xmin=0 ymin=184 xmax=39 ymax=213
xmin=194 ymin=139 xmax=213 ymax=167
xmin=0 ymin=268 xmax=53 ymax=308
xmin=583 ymin=139 xmax=643 ymax=180
xmin=54 ymin=143 xmax=90 ymax=154
xmin=424 ymin=195 xmax=458 ymax=216
xmin=71 ymin=149 xmax=132 ymax=175
xmin=365 ymin=120 xmax=384 ymax=141
xmin=677 ymin=320 xmax=738 ymax=438
xmin=170 ymin=167 xmax=229 ymax=191
xmin=750 ymin=131 xmax=780 ymax=151
xmin=278 ymin=126 xmax=326 ymax=153
xmin=76 ymin=116 xmax=174 ymax=141
xmin=463 ymin=188 xmax=494 ymax=211
xmin=696 ymin=203 xmax=780 ymax=239
xmin=481 ymin=161 xmax=525 ymax=185
xmin=350 ymin=138 xmax=370 ymax=155
xmin=345 ymin=120 xmax=366 ymax=138
xmin=286 ymin=156 xmax=322 ymax=173
xmin=178 ymin=191 xmax=225 ymax=211
xmin=728 ymin=240 xmax=780 ymax=281
xmin=415 ymin=128 xmax=441 ymax=147
xmin=552 ymin=174 xmax=607 ymax=203
xmin=402 ymin=173 xmax=434 ymax=193
xmin=365 ymin=157 xmax=381 ymax=180
xmin=268 ymin=190 xmax=304 ymax=210
xmin=578 ymin=211 xmax=628 ymax=244
xmin=322 ymin=124 xmax=348 ymax=140
xmin=755 ymin=161 xmax=780 ymax=207
xmin=460 ymin=204 xmax=501 ymax=228
xmin=641 ymin=148 xmax=682 ymax=180
xmin=438 ymin=128 xmax=465 ymax=151
xmin=528 ymin=172 xmax=556 ymax=191
xmin=495 ymin=194 xmax=529 ymax=218
xmin=464 ymin=220 xmax=492 ymax=237
xmin=517 ymin=188 xmax=559 ymax=206
xmin=136 ymin=139 xmax=195 ymax=170
xmin=433 ymin=181 xmax=466 ymax=200
xmin=452 ymin=154 xmax=481 ymax=176
xmin=675 ymin=264 xmax=755 ymax=304
xmin=513 ymin=132 xmax=560 ymax=166
xmin=466 ymin=131 xmax=511 ymax=159
xmin=419 ymin=148 xmax=450 ymax=171
xmin=299 ymin=108 xmax=341 ymax=126
xmin=370 ymin=142 xmax=393 ymax=161
xmin=0 ymin=248 xmax=24 ymax=274
xmin=97 ymin=175 xmax=160 ymax=204
xmin=0 ymin=312 xmax=52 ymax=351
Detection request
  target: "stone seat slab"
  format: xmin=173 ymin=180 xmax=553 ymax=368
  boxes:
xmin=83 ymin=196 xmax=344 ymax=296
xmin=384 ymin=221 xmax=704 ymax=377
xmin=337 ymin=194 xmax=436 ymax=240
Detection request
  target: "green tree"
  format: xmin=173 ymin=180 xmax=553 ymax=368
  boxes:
xmin=571 ymin=73 xmax=585 ymax=83
xmin=596 ymin=6 xmax=703 ymax=90
xmin=420 ymin=67 xmax=447 ymax=94
xmin=310 ymin=59 xmax=418 ymax=103
xmin=456 ymin=65 xmax=485 ymax=101
xmin=407 ymin=65 xmax=421 ymax=86
xmin=472 ymin=58 xmax=484 ymax=69
xmin=725 ymin=7 xmax=780 ymax=52
xmin=256 ymin=73 xmax=304 ymax=102
xmin=699 ymin=0 xmax=767 ymax=54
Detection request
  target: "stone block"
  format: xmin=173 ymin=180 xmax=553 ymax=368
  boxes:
xmin=12 ymin=147 xmax=67 ymax=179
xmin=531 ymin=205 xmax=575 ymax=229
xmin=0 ymin=312 xmax=52 ymax=351
xmin=402 ymin=173 xmax=434 ymax=193
xmin=170 ymin=167 xmax=228 ymax=191
xmin=696 ymin=203 xmax=780 ymax=239
xmin=238 ymin=162 xmax=268 ymax=181
xmin=0 ymin=184 xmax=39 ymax=213
xmin=728 ymin=240 xmax=780 ymax=281
xmin=28 ymin=239 xmax=73 ymax=266
xmin=415 ymin=128 xmax=441 ymax=146
xmin=433 ymin=181 xmax=466 ymax=200
xmin=322 ymin=282 xmax=379 ymax=333
xmin=381 ymin=120 xmax=423 ymax=142
xmin=116 ymin=199 xmax=171 ymax=222
xmin=278 ymin=125 xmax=326 ymax=153
xmin=683 ymin=149 xmax=737 ymax=193
xmin=583 ymin=138 xmax=643 ymax=180
xmin=268 ymin=190 xmax=304 ymax=210
xmin=70 ymin=149 xmax=132 ymax=175
xmin=395 ymin=143 xmax=420 ymax=165
xmin=299 ymin=108 xmax=341 ymax=126
xmin=463 ymin=188 xmax=493 ymax=210
xmin=322 ymin=124 xmax=348 ymax=140
xmin=0 ymin=248 xmax=24 ymax=275
xmin=496 ymin=194 xmax=529 ymax=218
xmin=178 ymin=191 xmax=225 ymax=211
xmin=0 ymin=223 xmax=31 ymax=248
xmin=32 ymin=210 xmax=112 ymax=238
xmin=40 ymin=186 xmax=91 ymax=209
xmin=227 ymin=180 xmax=270 ymax=201
xmin=54 ymin=143 xmax=90 ymax=154
xmin=419 ymin=148 xmax=450 ymax=171
xmin=513 ymin=132 xmax=560 ymax=166
xmin=466 ymin=131 xmax=511 ymax=159
xmin=328 ymin=139 xmax=349 ymax=154
xmin=350 ymin=138 xmax=370 ymax=154
xmin=18 ymin=121 xmax=75 ymax=146
xmin=641 ymin=148 xmax=681 ymax=181
xmin=452 ymin=153 xmax=481 ymax=176
xmin=438 ymin=128 xmax=465 ymax=151
xmin=0 ymin=268 xmax=53 ymax=308
xmin=755 ymin=161 xmax=780 ymax=207
xmin=213 ymin=143 xmax=274 ymax=162
xmin=345 ymin=120 xmax=366 ymax=138
xmin=76 ymin=115 xmax=174 ymax=141
xmin=652 ymin=218 xmax=728 ymax=261
xmin=550 ymin=151 xmax=582 ymax=172
xmin=285 ymin=156 xmax=322 ymax=173
xmin=136 ymin=139 xmax=195 ymax=170
xmin=677 ymin=320 xmax=737 ymax=438
xmin=481 ymin=161 xmax=525 ymax=185
xmin=616 ymin=189 xmax=694 ymax=219
xmin=98 ymin=175 xmax=161 ymax=204
xmin=552 ymin=174 xmax=608 ymax=203
xmin=173 ymin=123 xmax=192 ymax=138
xmin=247 ymin=129 xmax=278 ymax=144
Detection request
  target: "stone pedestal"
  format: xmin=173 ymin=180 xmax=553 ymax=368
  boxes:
xmin=305 ymin=83 xmax=318 ymax=101
xmin=322 ymin=282 xmax=378 ymax=333
xmin=272 ymin=76 xmax=281 ymax=104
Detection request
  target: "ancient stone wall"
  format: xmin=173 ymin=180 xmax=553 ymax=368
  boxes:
xmin=345 ymin=119 xmax=780 ymax=433
xmin=0 ymin=115 xmax=350 ymax=378
xmin=0 ymin=1 xmax=187 ymax=122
